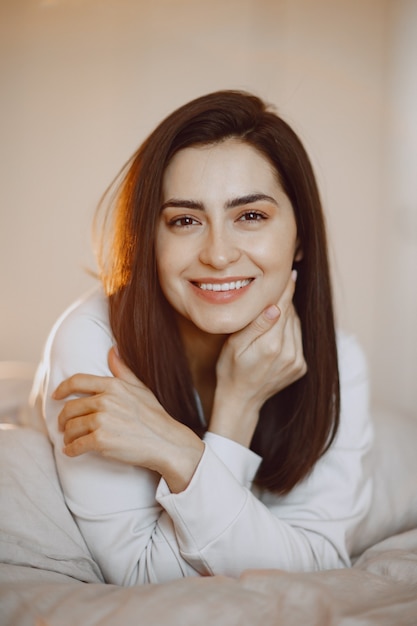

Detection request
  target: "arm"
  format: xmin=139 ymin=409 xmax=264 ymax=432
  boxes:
xmin=40 ymin=291 xmax=205 ymax=585
xmin=45 ymin=283 xmax=308 ymax=582
xmin=155 ymin=273 xmax=371 ymax=574
xmin=49 ymin=290 xmax=372 ymax=581
xmin=156 ymin=332 xmax=373 ymax=575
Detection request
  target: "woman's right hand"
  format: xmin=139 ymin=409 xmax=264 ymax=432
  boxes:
xmin=208 ymin=271 xmax=307 ymax=447
xmin=53 ymin=349 xmax=204 ymax=493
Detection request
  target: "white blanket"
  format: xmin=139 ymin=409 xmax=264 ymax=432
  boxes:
xmin=1 ymin=407 xmax=416 ymax=626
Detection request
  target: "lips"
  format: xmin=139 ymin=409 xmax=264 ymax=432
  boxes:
xmin=194 ymin=278 xmax=252 ymax=292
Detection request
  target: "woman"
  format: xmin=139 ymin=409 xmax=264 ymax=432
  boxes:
xmin=39 ymin=90 xmax=373 ymax=586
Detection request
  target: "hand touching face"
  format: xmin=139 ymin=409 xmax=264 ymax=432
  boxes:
xmin=209 ymin=270 xmax=307 ymax=446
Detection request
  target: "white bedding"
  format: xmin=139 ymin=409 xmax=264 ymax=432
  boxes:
xmin=1 ymin=407 xmax=416 ymax=625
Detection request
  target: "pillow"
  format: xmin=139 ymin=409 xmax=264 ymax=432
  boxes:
xmin=351 ymin=408 xmax=417 ymax=557
xmin=0 ymin=426 xmax=103 ymax=583
xmin=1 ymin=409 xmax=416 ymax=581
xmin=0 ymin=362 xmax=36 ymax=424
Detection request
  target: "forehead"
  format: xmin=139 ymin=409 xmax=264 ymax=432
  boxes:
xmin=162 ymin=139 xmax=281 ymax=198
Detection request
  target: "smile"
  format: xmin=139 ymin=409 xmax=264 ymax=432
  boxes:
xmin=194 ymin=279 xmax=252 ymax=292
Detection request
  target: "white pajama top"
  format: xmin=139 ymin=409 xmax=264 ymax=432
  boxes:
xmin=37 ymin=287 xmax=373 ymax=586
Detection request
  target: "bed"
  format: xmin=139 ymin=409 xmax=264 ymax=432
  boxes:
xmin=0 ymin=363 xmax=416 ymax=625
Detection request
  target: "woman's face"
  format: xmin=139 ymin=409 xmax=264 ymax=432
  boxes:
xmin=155 ymin=139 xmax=300 ymax=337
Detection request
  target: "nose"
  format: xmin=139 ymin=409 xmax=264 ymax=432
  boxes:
xmin=198 ymin=226 xmax=241 ymax=269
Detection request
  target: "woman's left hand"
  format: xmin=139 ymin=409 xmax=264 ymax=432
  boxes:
xmin=53 ymin=349 xmax=204 ymax=493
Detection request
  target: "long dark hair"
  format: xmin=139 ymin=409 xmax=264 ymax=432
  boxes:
xmin=94 ymin=90 xmax=340 ymax=494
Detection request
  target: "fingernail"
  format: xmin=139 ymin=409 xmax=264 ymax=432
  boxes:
xmin=291 ymin=269 xmax=298 ymax=282
xmin=264 ymin=305 xmax=280 ymax=320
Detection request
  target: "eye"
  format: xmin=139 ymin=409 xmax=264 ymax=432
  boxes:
xmin=237 ymin=210 xmax=268 ymax=222
xmin=168 ymin=215 xmax=200 ymax=228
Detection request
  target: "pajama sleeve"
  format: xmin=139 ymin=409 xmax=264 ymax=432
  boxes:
xmin=40 ymin=290 xmax=373 ymax=584
xmin=41 ymin=290 xmax=204 ymax=585
xmin=156 ymin=332 xmax=374 ymax=576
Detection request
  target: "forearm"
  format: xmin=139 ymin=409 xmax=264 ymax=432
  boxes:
xmin=48 ymin=412 xmax=207 ymax=585
xmin=157 ymin=442 xmax=338 ymax=577
xmin=43 ymin=334 xmax=206 ymax=584
xmin=66 ymin=489 xmax=205 ymax=584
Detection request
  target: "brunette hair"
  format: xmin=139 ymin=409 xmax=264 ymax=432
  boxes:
xmin=95 ymin=90 xmax=340 ymax=494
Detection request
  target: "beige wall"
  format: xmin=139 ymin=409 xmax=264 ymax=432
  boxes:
xmin=0 ymin=0 xmax=415 ymax=415
xmin=372 ymin=0 xmax=417 ymax=416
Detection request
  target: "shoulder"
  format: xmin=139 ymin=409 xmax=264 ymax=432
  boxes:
xmin=31 ymin=287 xmax=113 ymax=434
xmin=51 ymin=286 xmax=110 ymax=340
xmin=41 ymin=286 xmax=114 ymax=381
xmin=336 ymin=330 xmax=368 ymax=387
xmin=335 ymin=331 xmax=373 ymax=449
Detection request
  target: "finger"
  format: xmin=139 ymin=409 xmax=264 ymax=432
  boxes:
xmin=58 ymin=396 xmax=100 ymax=430
xmin=62 ymin=415 xmax=92 ymax=445
xmin=53 ymin=374 xmax=112 ymax=400
xmin=63 ymin=431 xmax=102 ymax=457
xmin=229 ymin=303 xmax=281 ymax=351
xmin=108 ymin=346 xmax=143 ymax=386
xmin=228 ymin=270 xmax=296 ymax=350
xmin=281 ymin=305 xmax=307 ymax=379
xmin=276 ymin=270 xmax=297 ymax=318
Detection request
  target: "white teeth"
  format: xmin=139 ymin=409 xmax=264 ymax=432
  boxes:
xmin=198 ymin=279 xmax=251 ymax=292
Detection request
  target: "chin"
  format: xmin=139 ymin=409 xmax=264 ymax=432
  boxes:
xmin=197 ymin=316 xmax=253 ymax=336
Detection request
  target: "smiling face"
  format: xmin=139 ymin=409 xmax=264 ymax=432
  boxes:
xmin=155 ymin=139 xmax=300 ymax=340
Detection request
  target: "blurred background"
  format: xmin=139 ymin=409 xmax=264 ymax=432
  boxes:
xmin=0 ymin=0 xmax=416 ymax=417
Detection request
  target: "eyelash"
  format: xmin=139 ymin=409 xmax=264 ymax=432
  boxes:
xmin=167 ymin=210 xmax=268 ymax=229
xmin=237 ymin=210 xmax=268 ymax=222
xmin=167 ymin=216 xmax=200 ymax=227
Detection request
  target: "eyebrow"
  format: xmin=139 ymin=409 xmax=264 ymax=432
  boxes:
xmin=161 ymin=193 xmax=278 ymax=211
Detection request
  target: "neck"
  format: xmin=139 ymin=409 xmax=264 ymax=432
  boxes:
xmin=177 ymin=317 xmax=227 ymax=419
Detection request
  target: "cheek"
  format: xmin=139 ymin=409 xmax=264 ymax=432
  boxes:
xmin=155 ymin=238 xmax=187 ymax=308
xmin=257 ymin=237 xmax=297 ymax=293
xmin=256 ymin=235 xmax=297 ymax=272
xmin=155 ymin=229 xmax=172 ymax=273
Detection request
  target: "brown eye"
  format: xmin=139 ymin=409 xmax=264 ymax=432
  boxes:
xmin=169 ymin=216 xmax=200 ymax=227
xmin=238 ymin=211 xmax=267 ymax=222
